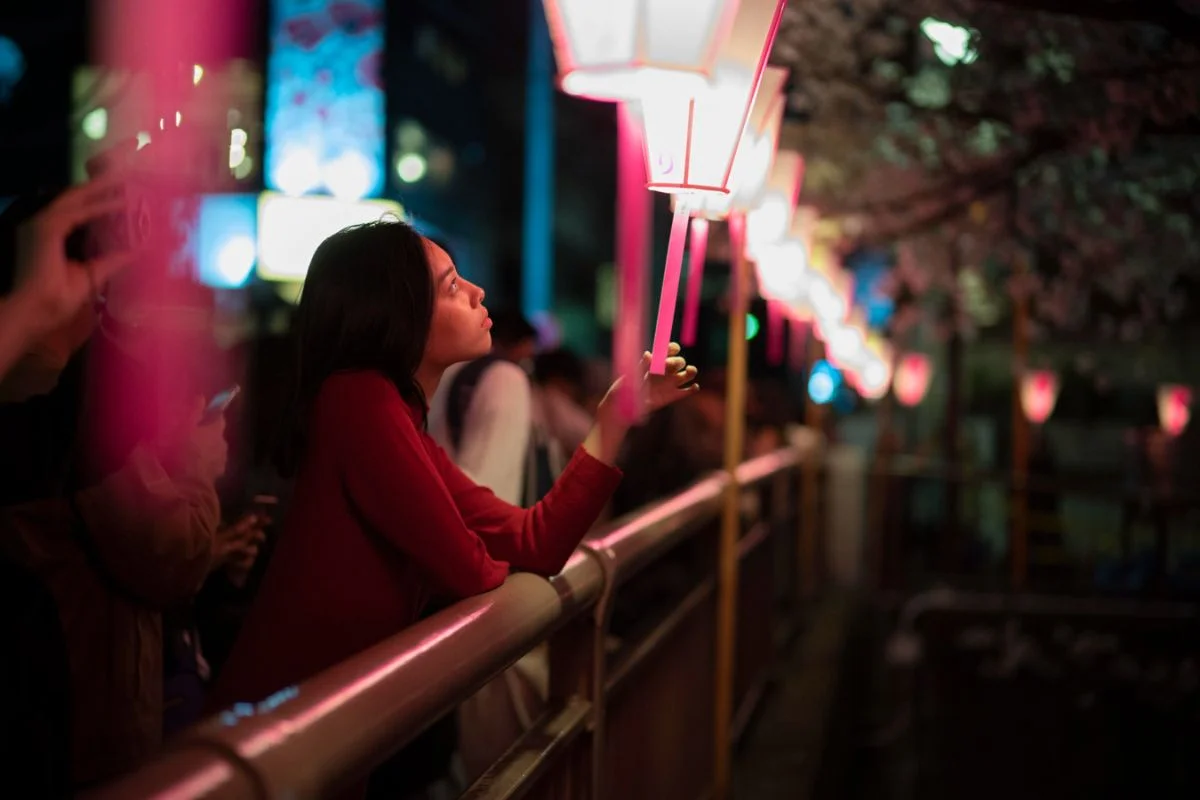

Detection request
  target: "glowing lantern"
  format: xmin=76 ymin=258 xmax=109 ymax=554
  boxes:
xmin=640 ymin=0 xmax=788 ymax=373
xmin=893 ymin=353 xmax=932 ymax=407
xmin=542 ymin=0 xmax=739 ymax=102
xmin=679 ymin=66 xmax=787 ymax=347
xmin=746 ymin=150 xmax=804 ymax=259
xmin=856 ymin=352 xmax=893 ymax=401
xmin=687 ymin=66 xmax=789 ymax=220
xmin=807 ymin=267 xmax=853 ymax=326
xmin=1020 ymin=370 xmax=1059 ymax=424
xmin=1158 ymin=384 xmax=1192 ymax=437
xmin=639 ymin=0 xmax=787 ymax=195
xmin=821 ymin=313 xmax=869 ymax=372
xmin=755 ymin=238 xmax=808 ymax=304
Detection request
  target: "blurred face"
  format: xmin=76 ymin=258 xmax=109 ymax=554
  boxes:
xmin=421 ymin=239 xmax=492 ymax=369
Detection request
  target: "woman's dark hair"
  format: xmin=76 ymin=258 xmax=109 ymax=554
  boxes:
xmin=276 ymin=218 xmax=434 ymax=476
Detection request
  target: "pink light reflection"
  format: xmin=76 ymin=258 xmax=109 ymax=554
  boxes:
xmin=235 ymin=606 xmax=492 ymax=758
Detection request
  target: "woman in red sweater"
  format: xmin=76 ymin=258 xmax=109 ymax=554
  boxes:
xmin=211 ymin=219 xmax=697 ymax=709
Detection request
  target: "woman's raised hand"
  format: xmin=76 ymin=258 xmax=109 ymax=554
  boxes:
xmin=642 ymin=342 xmax=699 ymax=412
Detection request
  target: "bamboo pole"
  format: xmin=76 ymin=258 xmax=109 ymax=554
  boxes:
xmin=714 ymin=213 xmax=749 ymax=800
xmin=800 ymin=331 xmax=822 ymax=597
xmin=1011 ymin=253 xmax=1031 ymax=588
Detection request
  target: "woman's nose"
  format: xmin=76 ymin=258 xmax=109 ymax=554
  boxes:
xmin=474 ymin=285 xmax=486 ymax=306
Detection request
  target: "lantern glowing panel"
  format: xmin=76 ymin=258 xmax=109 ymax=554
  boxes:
xmin=678 ymin=65 xmax=786 ymax=350
xmin=642 ymin=0 xmax=787 ymax=373
xmin=856 ymin=355 xmax=893 ymax=401
xmin=755 ymin=238 xmax=808 ymax=304
xmin=1158 ymin=384 xmax=1192 ymax=437
xmin=893 ymin=353 xmax=932 ymax=407
xmin=1020 ymin=370 xmax=1059 ymax=424
xmin=687 ymin=66 xmax=789 ymax=219
xmin=746 ymin=150 xmax=804 ymax=259
xmin=542 ymin=0 xmax=737 ymax=102
xmin=640 ymin=0 xmax=788 ymax=195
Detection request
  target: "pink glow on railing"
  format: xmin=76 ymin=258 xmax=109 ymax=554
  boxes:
xmin=235 ymin=607 xmax=491 ymax=757
xmin=650 ymin=204 xmax=692 ymax=374
xmin=615 ymin=104 xmax=651 ymax=422
xmin=681 ymin=218 xmax=709 ymax=347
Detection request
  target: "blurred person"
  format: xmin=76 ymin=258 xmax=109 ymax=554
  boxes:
xmin=209 ymin=221 xmax=697 ymax=798
xmin=428 ymin=308 xmax=542 ymax=505
xmin=431 ymin=325 xmax=586 ymax=781
xmin=611 ymin=370 xmax=726 ymax=516
xmin=1 ymin=259 xmax=261 ymax=786
xmin=533 ymin=347 xmax=593 ymax=455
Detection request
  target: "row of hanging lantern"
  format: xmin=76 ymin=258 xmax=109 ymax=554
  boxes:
xmin=538 ymin=0 xmax=953 ymax=413
xmin=542 ymin=0 xmax=789 ymax=373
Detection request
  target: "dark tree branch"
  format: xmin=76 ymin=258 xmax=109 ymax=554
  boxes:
xmin=974 ymin=0 xmax=1200 ymax=39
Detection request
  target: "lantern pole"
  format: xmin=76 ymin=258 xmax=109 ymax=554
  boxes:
xmin=715 ymin=211 xmax=750 ymax=800
xmin=869 ymin=348 xmax=900 ymax=591
xmin=1011 ymin=252 xmax=1031 ymax=589
xmin=800 ymin=329 xmax=823 ymax=598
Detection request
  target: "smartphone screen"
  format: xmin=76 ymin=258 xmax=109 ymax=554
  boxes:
xmin=201 ymin=385 xmax=241 ymax=424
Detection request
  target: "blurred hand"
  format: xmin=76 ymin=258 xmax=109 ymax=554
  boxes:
xmin=160 ymin=397 xmax=229 ymax=485
xmin=12 ymin=176 xmax=139 ymax=335
xmin=215 ymin=512 xmax=269 ymax=586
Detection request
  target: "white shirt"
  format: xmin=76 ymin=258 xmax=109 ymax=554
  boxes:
xmin=428 ymin=360 xmax=533 ymax=506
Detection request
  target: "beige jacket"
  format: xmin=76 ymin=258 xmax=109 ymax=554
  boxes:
xmin=0 ymin=444 xmax=219 ymax=786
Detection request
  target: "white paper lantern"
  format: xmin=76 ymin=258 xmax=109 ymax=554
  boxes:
xmin=542 ymin=0 xmax=738 ymax=102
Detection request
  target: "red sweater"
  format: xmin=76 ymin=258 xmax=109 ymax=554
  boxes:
xmin=211 ymin=370 xmax=622 ymax=708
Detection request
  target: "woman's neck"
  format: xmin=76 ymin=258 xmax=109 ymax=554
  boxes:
xmin=414 ymin=363 xmax=444 ymax=407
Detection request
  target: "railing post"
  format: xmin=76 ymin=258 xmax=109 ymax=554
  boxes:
xmin=714 ymin=213 xmax=750 ymax=800
xmin=548 ymin=608 xmax=599 ymax=799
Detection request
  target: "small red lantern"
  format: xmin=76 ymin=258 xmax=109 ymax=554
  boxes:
xmin=1020 ymin=370 xmax=1059 ymax=425
xmin=1158 ymin=384 xmax=1192 ymax=437
xmin=893 ymin=353 xmax=932 ymax=407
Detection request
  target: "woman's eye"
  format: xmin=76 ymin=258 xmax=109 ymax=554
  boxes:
xmin=449 ymin=278 xmax=459 ymax=293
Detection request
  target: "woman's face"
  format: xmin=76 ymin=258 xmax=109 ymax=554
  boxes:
xmin=421 ymin=238 xmax=492 ymax=369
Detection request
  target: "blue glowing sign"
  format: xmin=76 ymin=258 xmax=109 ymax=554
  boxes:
xmin=266 ymin=0 xmax=385 ymax=200
xmin=193 ymin=194 xmax=258 ymax=288
xmin=845 ymin=249 xmax=895 ymax=330
xmin=0 ymin=36 xmax=25 ymax=103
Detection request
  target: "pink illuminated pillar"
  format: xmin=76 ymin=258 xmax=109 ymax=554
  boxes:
xmin=650 ymin=204 xmax=691 ymax=374
xmin=615 ymin=105 xmax=651 ymax=422
xmin=91 ymin=0 xmax=245 ymax=466
xmin=789 ymin=316 xmax=808 ymax=372
xmin=681 ymin=218 xmax=710 ymax=347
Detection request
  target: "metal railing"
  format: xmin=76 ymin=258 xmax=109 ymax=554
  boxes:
xmin=90 ymin=445 xmax=816 ymax=800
